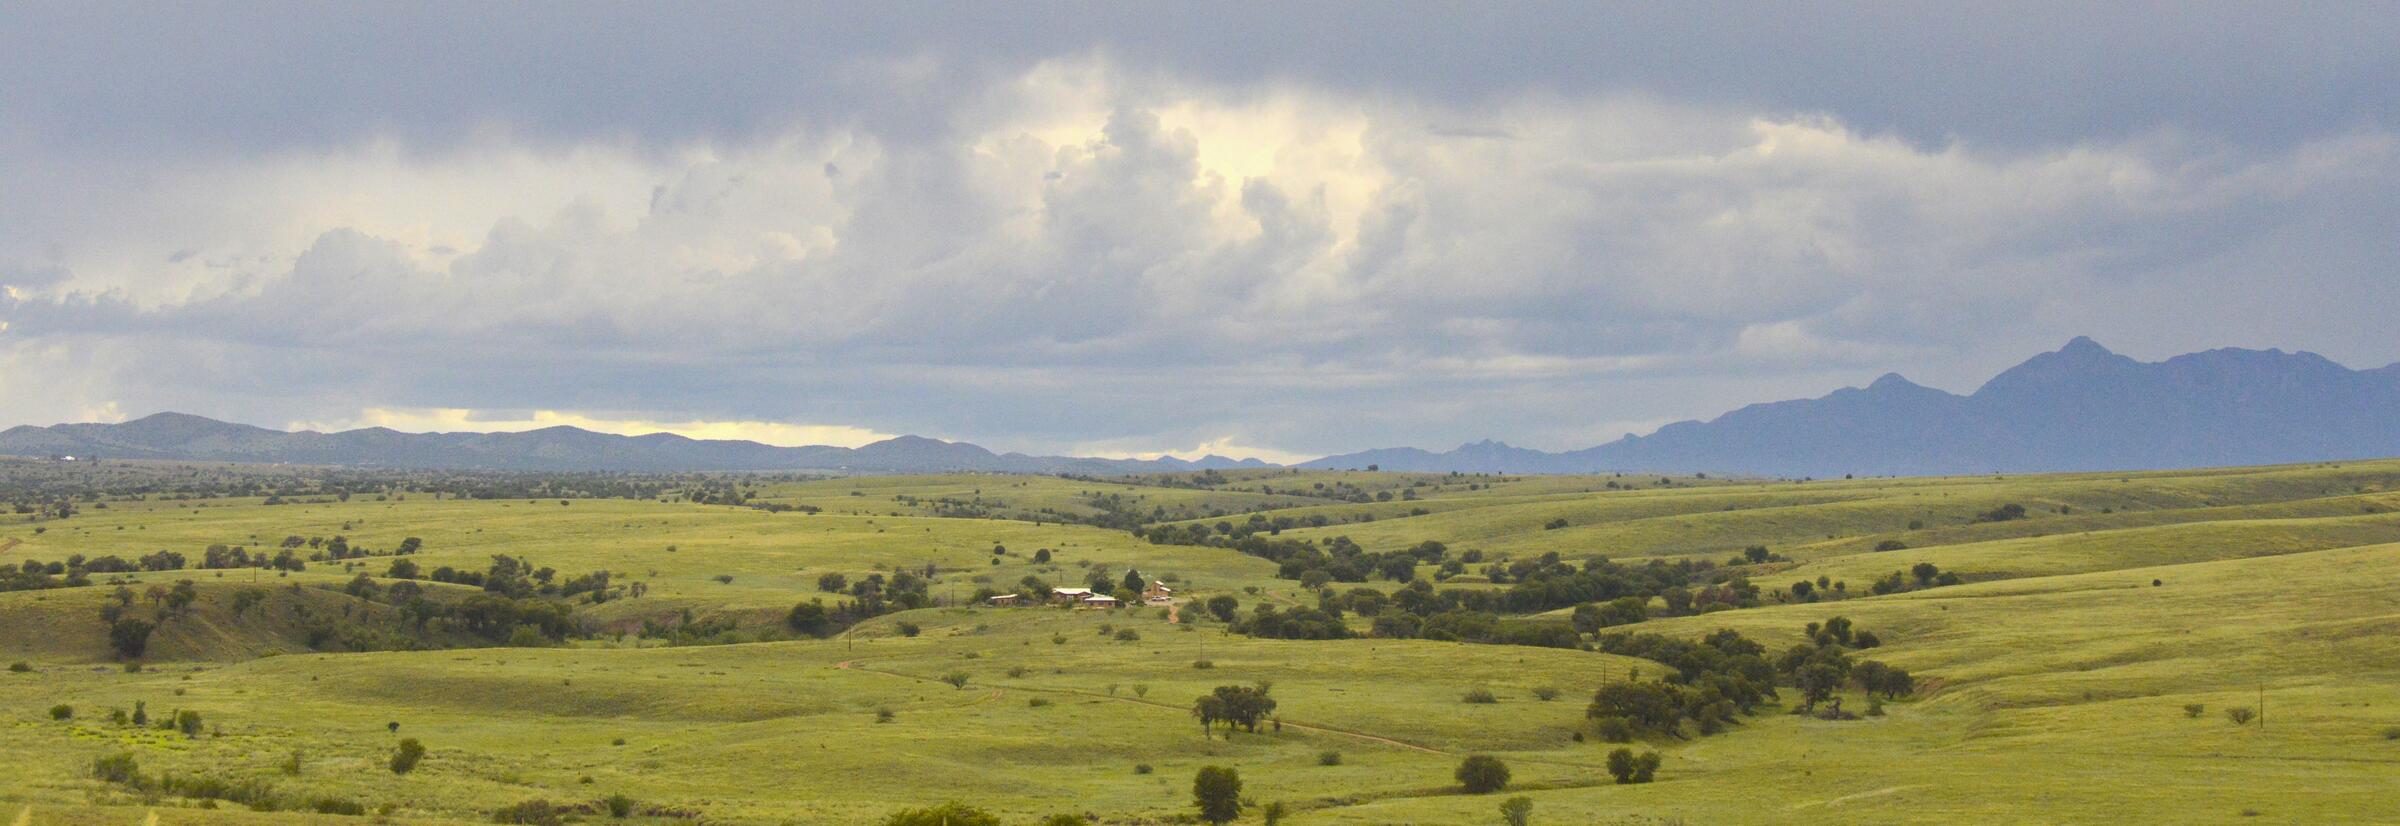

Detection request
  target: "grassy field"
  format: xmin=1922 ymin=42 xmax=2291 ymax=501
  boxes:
xmin=3 ymin=459 xmax=2398 ymax=824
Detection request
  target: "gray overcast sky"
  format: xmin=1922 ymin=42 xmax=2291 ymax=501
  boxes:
xmin=4 ymin=2 xmax=2397 ymax=460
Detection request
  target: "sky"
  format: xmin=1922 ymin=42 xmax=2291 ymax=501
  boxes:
xmin=3 ymin=3 xmax=2397 ymax=462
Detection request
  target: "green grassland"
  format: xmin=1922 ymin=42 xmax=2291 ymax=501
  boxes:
xmin=2 ymin=459 xmax=2398 ymax=824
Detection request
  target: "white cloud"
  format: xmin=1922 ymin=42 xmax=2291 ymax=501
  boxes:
xmin=3 ymin=57 xmax=2396 ymax=456
xmin=289 ymin=408 xmax=895 ymax=448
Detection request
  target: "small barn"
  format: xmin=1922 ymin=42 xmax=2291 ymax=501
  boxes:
xmin=987 ymin=593 xmax=1022 ymax=606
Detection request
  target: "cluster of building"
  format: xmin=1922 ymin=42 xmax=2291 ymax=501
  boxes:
xmin=986 ymin=581 xmax=1173 ymax=609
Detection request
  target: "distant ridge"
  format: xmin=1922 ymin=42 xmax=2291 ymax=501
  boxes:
xmin=9 ymin=339 xmax=2396 ymax=477
xmin=0 ymin=413 xmax=1271 ymax=475
xmin=1302 ymin=338 xmax=2400 ymax=477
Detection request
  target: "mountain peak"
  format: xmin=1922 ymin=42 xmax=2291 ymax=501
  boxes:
xmin=1866 ymin=372 xmax=1919 ymax=390
xmin=2059 ymin=335 xmax=2112 ymax=356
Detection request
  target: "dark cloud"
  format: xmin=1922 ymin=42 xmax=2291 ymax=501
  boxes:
xmin=1 ymin=6 xmax=2396 ymax=458
xmin=5 ymin=3 xmax=2394 ymax=156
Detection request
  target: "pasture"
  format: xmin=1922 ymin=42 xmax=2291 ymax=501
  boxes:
xmin=2 ymin=459 xmax=2397 ymax=823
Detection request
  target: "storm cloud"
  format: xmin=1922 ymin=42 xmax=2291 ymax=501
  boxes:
xmin=3 ymin=4 xmax=2396 ymax=458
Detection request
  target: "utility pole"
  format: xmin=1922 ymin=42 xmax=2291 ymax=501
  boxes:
xmin=2258 ymin=683 xmax=2266 ymax=731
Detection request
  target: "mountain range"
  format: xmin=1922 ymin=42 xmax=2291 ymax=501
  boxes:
xmin=5 ymin=338 xmax=2395 ymax=477
xmin=0 ymin=413 xmax=1270 ymax=475
xmin=1303 ymin=337 xmax=2400 ymax=476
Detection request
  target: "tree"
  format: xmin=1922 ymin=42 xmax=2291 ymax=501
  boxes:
xmin=174 ymin=709 xmax=202 ymax=737
xmin=786 ymin=600 xmax=832 ymax=637
xmin=1500 ymin=796 xmax=1534 ymax=826
xmin=1910 ymin=562 xmax=1940 ymax=585
xmin=390 ymin=737 xmax=426 ymax=774
xmin=1122 ymin=568 xmax=1145 ymax=594
xmin=817 ymin=572 xmax=848 ymax=593
xmin=1588 ymin=681 xmax=1684 ymax=736
xmin=1607 ymin=748 xmax=1638 ymax=783
xmin=880 ymin=803 xmax=1003 ymax=826
xmin=2226 ymin=706 xmax=2257 ymax=726
xmin=1633 ymin=751 xmax=1662 ymax=783
xmin=1193 ymin=766 xmax=1242 ymax=824
xmin=1455 ymin=755 xmax=1510 ymax=793
xmin=108 ymin=618 xmax=155 ymax=660
xmin=1205 ymin=595 xmax=1240 ymax=622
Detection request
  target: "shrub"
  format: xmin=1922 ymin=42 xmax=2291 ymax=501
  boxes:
xmin=1317 ymin=750 xmax=1342 ymax=766
xmin=492 ymin=799 xmax=562 ymax=825
xmin=875 ymin=708 xmax=895 ymax=723
xmin=1007 ymin=666 xmax=1030 ymax=678
xmin=897 ymin=621 xmax=922 ymax=637
xmin=2184 ymin=703 xmax=2207 ymax=719
xmin=175 ymin=709 xmax=203 ymax=737
xmin=2226 ymin=706 xmax=2257 ymax=726
xmin=310 ymin=797 xmax=367 ymax=815
xmin=1874 ymin=540 xmax=1908 ymax=551
xmin=1463 ymin=688 xmax=1499 ymax=704
xmin=7 ymin=662 xmax=30 ymax=672
xmin=1532 ymin=686 xmax=1561 ymax=701
xmin=1193 ymin=659 xmax=1215 ymax=669
xmin=1455 ymin=755 xmax=1510 ymax=793
xmin=1134 ymin=763 xmax=1154 ymax=774
xmin=2382 ymin=726 xmax=2400 ymax=741
xmin=1028 ymin=698 xmax=1051 ymax=708
xmin=603 ymin=793 xmax=636 ymax=818
xmin=1500 ymin=796 xmax=1534 ymax=826
xmin=390 ymin=737 xmax=427 ymax=774
xmin=49 ymin=704 xmax=72 ymax=720
xmin=1114 ymin=628 xmax=1141 ymax=642
xmin=881 ymin=803 xmax=1003 ymax=826
xmin=941 ymin=671 xmax=970 ymax=689
xmin=281 ymin=749 xmax=304 ymax=776
xmin=93 ymin=752 xmax=141 ymax=784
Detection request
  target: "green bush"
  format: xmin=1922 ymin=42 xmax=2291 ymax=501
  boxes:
xmin=1317 ymin=750 xmax=1342 ymax=766
xmin=48 ymin=704 xmax=72 ymax=720
xmin=1463 ymin=688 xmax=1498 ymax=704
xmin=92 ymin=752 xmax=141 ymax=784
xmin=390 ymin=737 xmax=426 ymax=774
xmin=492 ymin=799 xmax=562 ymax=825
xmin=882 ymin=803 xmax=1002 ymax=826
xmin=1455 ymin=755 xmax=1510 ymax=793
xmin=603 ymin=793 xmax=636 ymax=818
